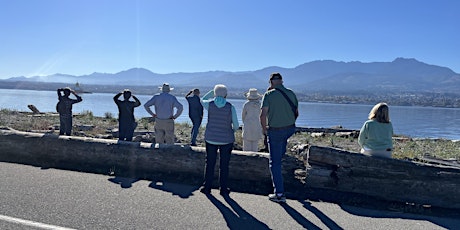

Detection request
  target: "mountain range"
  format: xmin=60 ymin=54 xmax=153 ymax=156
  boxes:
xmin=4 ymin=58 xmax=460 ymax=93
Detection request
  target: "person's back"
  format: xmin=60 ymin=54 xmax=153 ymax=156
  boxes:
xmin=116 ymin=100 xmax=137 ymax=121
xmin=205 ymin=101 xmax=235 ymax=143
xmin=260 ymin=73 xmax=298 ymax=203
xmin=58 ymin=94 xmax=81 ymax=116
xmin=57 ymin=88 xmax=82 ymax=136
xmin=359 ymin=120 xmax=393 ymax=150
xmin=186 ymin=88 xmax=203 ymax=146
xmin=186 ymin=92 xmax=203 ymax=119
xmin=144 ymin=83 xmax=183 ymax=144
xmin=200 ymin=84 xmax=238 ymax=195
xmin=358 ymin=102 xmax=394 ymax=158
xmin=242 ymin=88 xmax=263 ymax=151
xmin=114 ymin=90 xmax=141 ymax=141
xmin=147 ymin=92 xmax=183 ymax=119
xmin=262 ymin=86 xmax=297 ymax=128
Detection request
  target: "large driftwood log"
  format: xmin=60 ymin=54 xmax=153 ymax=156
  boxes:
xmin=0 ymin=128 xmax=304 ymax=195
xmin=306 ymin=145 xmax=460 ymax=209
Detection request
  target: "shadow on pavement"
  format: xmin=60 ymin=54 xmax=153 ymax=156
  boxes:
xmin=340 ymin=204 xmax=460 ymax=230
xmin=279 ymin=202 xmax=322 ymax=230
xmin=108 ymin=176 xmax=140 ymax=188
xmin=148 ymin=180 xmax=199 ymax=198
xmin=205 ymin=193 xmax=270 ymax=229
xmin=299 ymin=200 xmax=344 ymax=230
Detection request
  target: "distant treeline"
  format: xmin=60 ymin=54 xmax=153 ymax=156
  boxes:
xmin=295 ymin=90 xmax=460 ymax=108
xmin=1 ymin=81 xmax=459 ymax=108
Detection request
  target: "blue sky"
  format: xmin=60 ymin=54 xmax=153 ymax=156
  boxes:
xmin=1 ymin=0 xmax=459 ymax=78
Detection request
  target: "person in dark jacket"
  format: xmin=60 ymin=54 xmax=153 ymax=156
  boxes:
xmin=57 ymin=87 xmax=82 ymax=136
xmin=185 ymin=88 xmax=203 ymax=146
xmin=114 ymin=89 xmax=141 ymax=141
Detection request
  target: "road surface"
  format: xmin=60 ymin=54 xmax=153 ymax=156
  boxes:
xmin=0 ymin=162 xmax=459 ymax=229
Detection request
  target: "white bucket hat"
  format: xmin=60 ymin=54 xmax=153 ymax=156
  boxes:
xmin=159 ymin=83 xmax=174 ymax=92
xmin=245 ymin=88 xmax=261 ymax=100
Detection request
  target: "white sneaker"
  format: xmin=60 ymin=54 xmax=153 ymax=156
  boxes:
xmin=268 ymin=193 xmax=286 ymax=203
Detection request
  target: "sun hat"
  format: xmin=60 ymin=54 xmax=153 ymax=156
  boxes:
xmin=159 ymin=83 xmax=174 ymax=92
xmin=245 ymin=88 xmax=261 ymax=100
xmin=213 ymin=84 xmax=227 ymax=97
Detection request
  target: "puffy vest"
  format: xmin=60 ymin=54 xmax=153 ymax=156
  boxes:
xmin=204 ymin=101 xmax=235 ymax=143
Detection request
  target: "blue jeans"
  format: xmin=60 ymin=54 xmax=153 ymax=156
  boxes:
xmin=203 ymin=142 xmax=233 ymax=190
xmin=190 ymin=117 xmax=202 ymax=145
xmin=267 ymin=126 xmax=295 ymax=194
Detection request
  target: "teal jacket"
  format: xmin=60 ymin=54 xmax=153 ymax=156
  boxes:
xmin=358 ymin=120 xmax=394 ymax=150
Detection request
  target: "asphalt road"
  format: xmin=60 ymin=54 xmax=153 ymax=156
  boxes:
xmin=1 ymin=162 xmax=459 ymax=230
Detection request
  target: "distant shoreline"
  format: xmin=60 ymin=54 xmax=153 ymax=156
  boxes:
xmin=1 ymin=81 xmax=460 ymax=109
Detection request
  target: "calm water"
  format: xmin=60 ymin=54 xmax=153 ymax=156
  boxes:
xmin=1 ymin=89 xmax=459 ymax=139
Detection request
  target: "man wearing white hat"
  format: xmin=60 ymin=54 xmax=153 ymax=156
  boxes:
xmin=242 ymin=88 xmax=263 ymax=152
xmin=144 ymin=83 xmax=183 ymax=144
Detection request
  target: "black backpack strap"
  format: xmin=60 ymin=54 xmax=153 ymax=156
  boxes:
xmin=274 ymin=88 xmax=298 ymax=118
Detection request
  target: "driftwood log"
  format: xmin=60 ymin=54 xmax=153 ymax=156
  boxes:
xmin=0 ymin=128 xmax=304 ymax=195
xmin=306 ymin=145 xmax=460 ymax=209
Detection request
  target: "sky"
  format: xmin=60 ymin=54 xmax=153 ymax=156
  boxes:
xmin=1 ymin=0 xmax=459 ymax=79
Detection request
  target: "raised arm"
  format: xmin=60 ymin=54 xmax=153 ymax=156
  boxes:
xmin=72 ymin=91 xmax=83 ymax=102
xmin=113 ymin=92 xmax=122 ymax=103
xmin=132 ymin=95 xmax=141 ymax=107
xmin=185 ymin=90 xmax=193 ymax=98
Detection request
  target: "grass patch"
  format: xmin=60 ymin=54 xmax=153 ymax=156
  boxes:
xmin=1 ymin=108 xmax=459 ymax=161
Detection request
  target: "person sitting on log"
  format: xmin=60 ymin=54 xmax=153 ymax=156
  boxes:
xmin=358 ymin=102 xmax=394 ymax=158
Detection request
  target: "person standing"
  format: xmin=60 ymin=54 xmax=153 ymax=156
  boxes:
xmin=200 ymin=84 xmax=239 ymax=196
xmin=56 ymin=87 xmax=83 ymax=136
xmin=185 ymin=88 xmax=204 ymax=146
xmin=260 ymin=73 xmax=298 ymax=203
xmin=144 ymin=83 xmax=183 ymax=144
xmin=242 ymin=88 xmax=263 ymax=152
xmin=358 ymin=102 xmax=394 ymax=158
xmin=113 ymin=89 xmax=141 ymax=141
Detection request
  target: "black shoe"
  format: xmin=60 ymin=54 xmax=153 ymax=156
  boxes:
xmin=200 ymin=187 xmax=211 ymax=194
xmin=191 ymin=143 xmax=197 ymax=146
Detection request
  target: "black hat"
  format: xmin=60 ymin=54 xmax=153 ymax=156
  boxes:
xmin=270 ymin=72 xmax=283 ymax=80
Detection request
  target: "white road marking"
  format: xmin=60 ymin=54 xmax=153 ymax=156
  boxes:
xmin=0 ymin=214 xmax=76 ymax=230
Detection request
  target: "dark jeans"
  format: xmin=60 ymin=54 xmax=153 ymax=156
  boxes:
xmin=119 ymin=119 xmax=136 ymax=141
xmin=203 ymin=142 xmax=233 ymax=191
xmin=190 ymin=117 xmax=202 ymax=145
xmin=267 ymin=125 xmax=296 ymax=194
xmin=59 ymin=115 xmax=72 ymax=136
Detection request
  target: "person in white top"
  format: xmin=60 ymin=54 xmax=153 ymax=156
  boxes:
xmin=241 ymin=88 xmax=263 ymax=152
